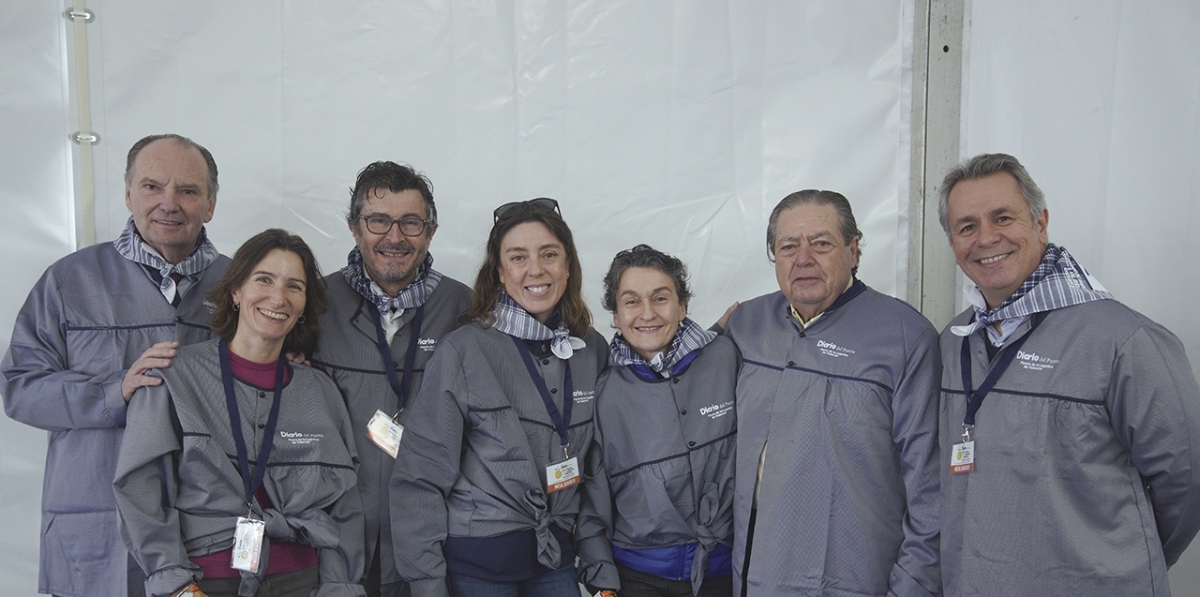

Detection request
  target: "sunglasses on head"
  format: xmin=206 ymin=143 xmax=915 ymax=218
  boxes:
xmin=493 ymin=198 xmax=561 ymax=223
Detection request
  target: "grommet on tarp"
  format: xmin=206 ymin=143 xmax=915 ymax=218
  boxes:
xmin=72 ymin=132 xmax=100 ymax=145
xmin=64 ymin=9 xmax=95 ymax=22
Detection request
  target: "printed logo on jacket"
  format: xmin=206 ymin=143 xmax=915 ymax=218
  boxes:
xmin=279 ymin=431 xmax=324 ymax=445
xmin=816 ymin=339 xmax=856 ymax=358
xmin=1016 ymin=349 xmax=1059 ymax=371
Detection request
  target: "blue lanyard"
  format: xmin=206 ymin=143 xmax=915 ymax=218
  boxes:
xmin=219 ymin=339 xmax=285 ymax=508
xmin=510 ymin=336 xmax=574 ymax=452
xmin=366 ymin=304 xmax=424 ymax=413
xmin=959 ymin=311 xmax=1049 ymax=438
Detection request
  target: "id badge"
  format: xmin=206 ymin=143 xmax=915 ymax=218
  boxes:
xmin=546 ymin=456 xmax=581 ymax=493
xmin=231 ymin=516 xmax=265 ymax=572
xmin=950 ymin=441 xmax=975 ymax=474
xmin=367 ymin=409 xmax=404 ymax=458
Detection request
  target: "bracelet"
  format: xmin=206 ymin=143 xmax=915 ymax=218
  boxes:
xmin=170 ymin=582 xmax=200 ymax=597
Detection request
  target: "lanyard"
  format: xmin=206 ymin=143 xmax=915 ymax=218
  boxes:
xmin=959 ymin=311 xmax=1048 ymax=440
xmin=219 ymin=339 xmax=285 ymax=509
xmin=366 ymin=303 xmax=425 ymax=413
xmin=510 ymin=336 xmax=574 ymax=454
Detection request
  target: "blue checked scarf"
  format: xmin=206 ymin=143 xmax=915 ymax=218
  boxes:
xmin=610 ymin=317 xmax=716 ymax=373
xmin=490 ymin=291 xmax=585 ymax=359
xmin=113 ymin=216 xmax=220 ymax=302
xmin=341 ymin=248 xmax=441 ymax=313
xmin=952 ymin=243 xmax=1113 ymax=341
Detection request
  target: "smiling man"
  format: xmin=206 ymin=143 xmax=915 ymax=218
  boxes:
xmin=2 ymin=134 xmax=230 ymax=597
xmin=938 ymin=153 xmax=1200 ymax=597
xmin=722 ymin=190 xmax=941 ymax=597
xmin=310 ymin=161 xmax=470 ymax=597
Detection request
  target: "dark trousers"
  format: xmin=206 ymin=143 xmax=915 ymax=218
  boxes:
xmin=615 ymin=563 xmax=734 ymax=597
xmin=197 ymin=565 xmax=318 ymax=597
xmin=364 ymin=534 xmax=412 ymax=597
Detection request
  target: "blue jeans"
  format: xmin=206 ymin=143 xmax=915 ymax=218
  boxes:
xmin=448 ymin=565 xmax=581 ymax=597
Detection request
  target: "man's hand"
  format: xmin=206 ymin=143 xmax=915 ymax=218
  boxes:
xmin=285 ymin=352 xmax=310 ymax=367
xmin=121 ymin=341 xmax=179 ymax=402
xmin=715 ymin=301 xmax=740 ymax=330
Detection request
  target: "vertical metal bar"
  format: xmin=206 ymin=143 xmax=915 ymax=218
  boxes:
xmin=908 ymin=0 xmax=963 ymax=329
xmin=68 ymin=0 xmax=96 ymax=248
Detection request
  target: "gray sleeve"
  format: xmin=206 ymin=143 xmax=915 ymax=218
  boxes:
xmin=389 ymin=342 xmax=467 ymax=597
xmin=574 ymin=409 xmax=620 ymax=592
xmin=888 ymin=325 xmax=941 ymax=597
xmin=313 ymin=384 xmax=368 ymax=596
xmin=112 ymin=382 xmax=199 ymax=597
xmin=2 ymin=270 xmax=129 ymax=431
xmin=1108 ymin=323 xmax=1200 ymax=566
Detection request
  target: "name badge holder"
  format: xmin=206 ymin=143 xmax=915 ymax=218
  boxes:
xmin=511 ymin=336 xmax=580 ymax=493
xmin=219 ymin=340 xmax=285 ymax=573
xmin=953 ymin=311 xmax=1048 ymax=474
xmin=365 ymin=304 xmax=424 ymax=457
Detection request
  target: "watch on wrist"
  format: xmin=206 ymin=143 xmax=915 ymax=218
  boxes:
xmin=171 ymin=582 xmax=201 ymax=597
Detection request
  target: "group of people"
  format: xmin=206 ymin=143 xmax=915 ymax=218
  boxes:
xmin=3 ymin=133 xmax=1199 ymax=597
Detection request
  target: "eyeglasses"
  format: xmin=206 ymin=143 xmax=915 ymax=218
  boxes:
xmin=493 ymin=198 xmax=561 ymax=223
xmin=360 ymin=215 xmax=431 ymax=237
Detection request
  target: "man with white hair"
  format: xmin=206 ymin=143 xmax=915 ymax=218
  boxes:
xmin=3 ymin=134 xmax=229 ymax=597
xmin=937 ymin=152 xmax=1200 ymax=597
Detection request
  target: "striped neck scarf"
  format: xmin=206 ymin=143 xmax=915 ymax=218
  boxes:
xmin=490 ymin=291 xmax=584 ymax=359
xmin=113 ymin=216 xmax=220 ymax=303
xmin=610 ymin=317 xmax=716 ymax=373
xmin=341 ymin=249 xmax=441 ymax=314
xmin=952 ymin=243 xmax=1113 ymax=338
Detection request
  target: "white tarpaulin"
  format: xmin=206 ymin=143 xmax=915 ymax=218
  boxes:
xmin=1 ymin=2 xmax=913 ymax=594
xmin=3 ymin=0 xmax=1199 ymax=595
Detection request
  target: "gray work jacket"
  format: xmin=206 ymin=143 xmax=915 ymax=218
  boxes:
xmin=576 ymin=335 xmax=740 ymax=593
xmin=312 ymin=272 xmax=471 ymax=586
xmin=940 ymin=299 xmax=1200 ymax=597
xmin=113 ymin=339 xmax=366 ymax=597
xmin=725 ymin=285 xmax=941 ymax=597
xmin=389 ymin=322 xmax=608 ymax=597
xmin=1 ymin=242 xmax=228 ymax=597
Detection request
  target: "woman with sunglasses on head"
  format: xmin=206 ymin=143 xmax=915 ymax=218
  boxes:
xmin=576 ymin=245 xmax=739 ymax=597
xmin=390 ymin=199 xmax=607 ymax=597
xmin=113 ymin=229 xmax=366 ymax=597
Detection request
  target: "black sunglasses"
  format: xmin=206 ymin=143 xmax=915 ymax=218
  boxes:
xmin=493 ymin=198 xmax=561 ymax=223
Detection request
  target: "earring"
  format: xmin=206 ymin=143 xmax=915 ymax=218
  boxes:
xmin=298 ymin=315 xmax=306 ymax=324
xmin=233 ymin=303 xmax=240 ymax=311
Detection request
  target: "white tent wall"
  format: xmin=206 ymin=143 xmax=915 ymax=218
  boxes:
xmin=961 ymin=0 xmax=1200 ymax=591
xmin=1 ymin=1 xmax=914 ymax=594
xmin=1 ymin=0 xmax=1198 ymax=595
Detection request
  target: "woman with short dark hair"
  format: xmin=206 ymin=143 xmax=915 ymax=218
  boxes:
xmin=114 ymin=229 xmax=365 ymax=597
xmin=577 ymin=244 xmax=739 ymax=597
xmin=390 ymin=199 xmax=606 ymax=597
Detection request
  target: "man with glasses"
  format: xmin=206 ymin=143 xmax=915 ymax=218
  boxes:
xmin=3 ymin=133 xmax=229 ymax=597
xmin=311 ymin=161 xmax=471 ymax=597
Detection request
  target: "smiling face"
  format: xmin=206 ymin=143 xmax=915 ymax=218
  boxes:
xmin=124 ymin=139 xmax=217 ymax=264
xmin=350 ymin=188 xmax=435 ymax=296
xmin=230 ymin=249 xmax=308 ymax=361
xmin=946 ymin=172 xmax=1049 ymax=308
xmin=772 ymin=203 xmax=859 ymax=322
xmin=497 ymin=221 xmax=569 ymax=323
xmin=613 ymin=267 xmax=686 ymax=361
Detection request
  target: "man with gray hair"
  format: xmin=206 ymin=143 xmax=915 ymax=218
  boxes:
xmin=310 ymin=161 xmax=470 ymax=597
xmin=2 ymin=133 xmax=229 ymax=597
xmin=722 ymin=190 xmax=941 ymax=597
xmin=938 ymin=152 xmax=1200 ymax=597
